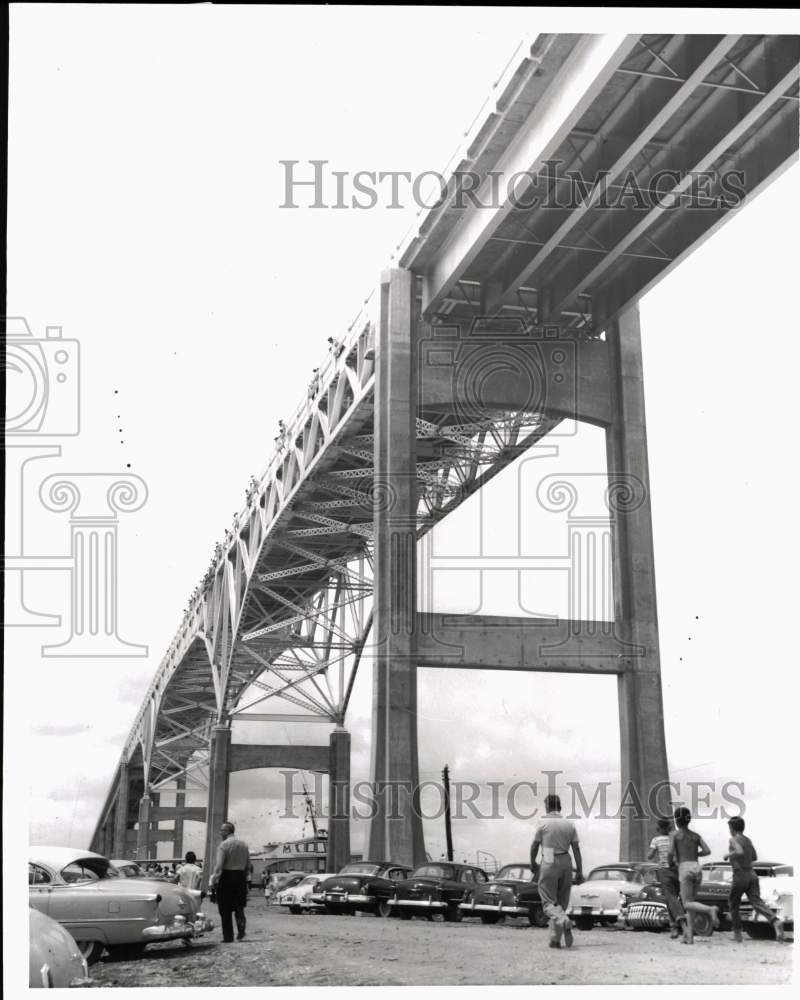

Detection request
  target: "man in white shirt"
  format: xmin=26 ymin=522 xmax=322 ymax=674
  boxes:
xmin=530 ymin=794 xmax=583 ymax=949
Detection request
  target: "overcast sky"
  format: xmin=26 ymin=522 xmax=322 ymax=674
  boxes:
xmin=7 ymin=5 xmax=800 ymax=897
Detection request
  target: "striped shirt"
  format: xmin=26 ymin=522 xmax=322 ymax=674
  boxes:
xmin=649 ymin=834 xmax=671 ymax=867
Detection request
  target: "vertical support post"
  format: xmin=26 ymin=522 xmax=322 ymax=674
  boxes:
xmin=366 ymin=268 xmax=426 ymax=867
xmin=136 ymin=791 xmax=152 ymax=861
xmin=327 ymin=727 xmax=351 ymax=871
xmin=203 ymin=723 xmax=231 ymax=884
xmin=174 ymin=774 xmax=186 ymax=860
xmin=605 ymin=304 xmax=671 ymax=860
xmin=113 ymin=763 xmax=130 ymax=857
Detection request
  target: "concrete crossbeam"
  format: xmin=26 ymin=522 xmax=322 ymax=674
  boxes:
xmin=228 ymin=744 xmax=329 ymax=773
xmin=416 ymin=613 xmax=630 ymax=673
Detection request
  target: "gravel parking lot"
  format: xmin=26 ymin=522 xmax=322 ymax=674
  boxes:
xmin=90 ymin=902 xmax=792 ymax=988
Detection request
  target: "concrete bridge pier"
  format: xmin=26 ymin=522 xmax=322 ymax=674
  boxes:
xmin=202 ymin=722 xmax=231 ymax=882
xmin=366 ymin=268 xmax=426 ymax=868
xmin=136 ymin=791 xmax=152 ymax=861
xmin=112 ymin=763 xmax=130 ymax=857
xmin=327 ymin=726 xmax=351 ymax=872
xmin=605 ymin=305 xmax=671 ymax=859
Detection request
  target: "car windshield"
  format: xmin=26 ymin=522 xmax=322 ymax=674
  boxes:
xmin=298 ymin=876 xmax=320 ymax=887
xmin=413 ymin=865 xmax=454 ymax=879
xmin=339 ymin=864 xmax=381 ymax=876
xmin=60 ymin=857 xmax=115 ymax=883
xmin=497 ymin=865 xmax=533 ymax=881
xmin=588 ymin=868 xmax=639 ymax=883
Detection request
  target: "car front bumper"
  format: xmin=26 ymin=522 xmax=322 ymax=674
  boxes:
xmin=459 ymin=900 xmax=527 ymax=916
xmin=323 ymin=893 xmax=374 ymax=906
xmin=568 ymin=905 xmax=621 ymax=919
xmin=141 ymin=915 xmax=213 ymax=941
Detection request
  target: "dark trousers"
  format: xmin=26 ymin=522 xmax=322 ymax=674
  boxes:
xmin=217 ymin=870 xmax=248 ymax=942
xmin=729 ymin=870 xmax=777 ymax=932
xmin=657 ymin=867 xmax=684 ymax=926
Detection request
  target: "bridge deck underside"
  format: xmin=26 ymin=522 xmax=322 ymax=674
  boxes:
xmin=402 ymin=33 xmax=800 ymax=331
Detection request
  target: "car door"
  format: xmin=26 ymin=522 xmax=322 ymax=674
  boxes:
xmin=455 ymin=868 xmax=476 ymax=902
xmin=29 ymin=863 xmax=53 ymax=915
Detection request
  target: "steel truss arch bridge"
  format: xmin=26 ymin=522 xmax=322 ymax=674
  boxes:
xmin=91 ymin=32 xmax=800 ymax=873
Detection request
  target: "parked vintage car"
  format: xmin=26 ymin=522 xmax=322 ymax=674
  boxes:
xmin=569 ymin=863 xmax=659 ymax=930
xmin=29 ymin=847 xmax=213 ymax=964
xmin=389 ymin=862 xmax=489 ymax=921
xmin=312 ymin=861 xmax=413 ymax=917
xmin=29 ymin=908 xmax=92 ymax=988
xmin=698 ymin=861 xmax=794 ymax=937
xmin=277 ymin=872 xmax=337 ymax=914
xmin=460 ymin=862 xmax=547 ymax=926
xmin=264 ymin=871 xmax=306 ymax=903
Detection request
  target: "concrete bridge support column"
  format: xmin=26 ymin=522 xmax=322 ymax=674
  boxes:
xmin=366 ymin=268 xmax=426 ymax=867
xmin=203 ymin=723 xmax=231 ymax=881
xmin=327 ymin=727 xmax=351 ymax=871
xmin=173 ymin=774 xmax=186 ymax=860
xmin=605 ymin=305 xmax=671 ymax=860
xmin=136 ymin=791 xmax=152 ymax=861
xmin=112 ymin=764 xmax=130 ymax=857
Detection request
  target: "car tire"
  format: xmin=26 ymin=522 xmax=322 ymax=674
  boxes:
xmin=745 ymin=923 xmax=776 ymax=940
xmin=480 ymin=914 xmax=500 ymax=925
xmin=375 ymin=900 xmax=392 ymax=918
xmin=106 ymin=943 xmax=147 ymax=961
xmin=289 ymin=906 xmax=303 ymax=915
xmin=74 ymin=940 xmax=105 ymax=965
xmin=599 ymin=916 xmax=618 ymax=927
xmin=575 ymin=917 xmax=594 ymax=932
xmin=692 ymin=912 xmax=714 ymax=937
xmin=528 ymin=905 xmax=548 ymax=928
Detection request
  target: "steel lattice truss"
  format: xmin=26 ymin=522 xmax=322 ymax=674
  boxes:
xmin=121 ymin=309 xmax=561 ymax=793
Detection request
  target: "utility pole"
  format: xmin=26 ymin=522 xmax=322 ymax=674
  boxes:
xmin=442 ymin=765 xmax=453 ymax=862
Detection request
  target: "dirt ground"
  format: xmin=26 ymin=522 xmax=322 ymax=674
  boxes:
xmin=90 ymin=900 xmax=792 ymax=988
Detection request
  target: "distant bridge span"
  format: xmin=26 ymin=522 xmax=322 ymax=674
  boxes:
xmin=91 ymin=33 xmax=799 ymax=872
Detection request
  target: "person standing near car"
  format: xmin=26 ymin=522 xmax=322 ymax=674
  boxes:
xmin=210 ymin=822 xmax=251 ymax=943
xmin=668 ymin=806 xmax=719 ymax=944
xmin=176 ymin=851 xmax=202 ymax=891
xmin=724 ymin=817 xmax=785 ymax=943
xmin=647 ymin=817 xmax=684 ymax=939
xmin=530 ymin=794 xmax=583 ymax=949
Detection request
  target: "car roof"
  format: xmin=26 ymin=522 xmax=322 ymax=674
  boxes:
xmin=703 ymin=860 xmax=787 ymax=868
xmin=350 ymin=860 xmax=412 ymax=869
xmin=415 ymin=862 xmax=484 ymax=873
xmin=590 ymin=862 xmax=657 ymax=872
xmin=30 ymin=846 xmax=107 ymax=868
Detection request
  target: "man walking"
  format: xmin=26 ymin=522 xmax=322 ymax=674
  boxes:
xmin=210 ymin=822 xmax=251 ymax=943
xmin=530 ymin=794 xmax=583 ymax=949
xmin=668 ymin=806 xmax=719 ymax=944
xmin=648 ymin=817 xmax=684 ymax=939
xmin=724 ymin=817 xmax=785 ymax=943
